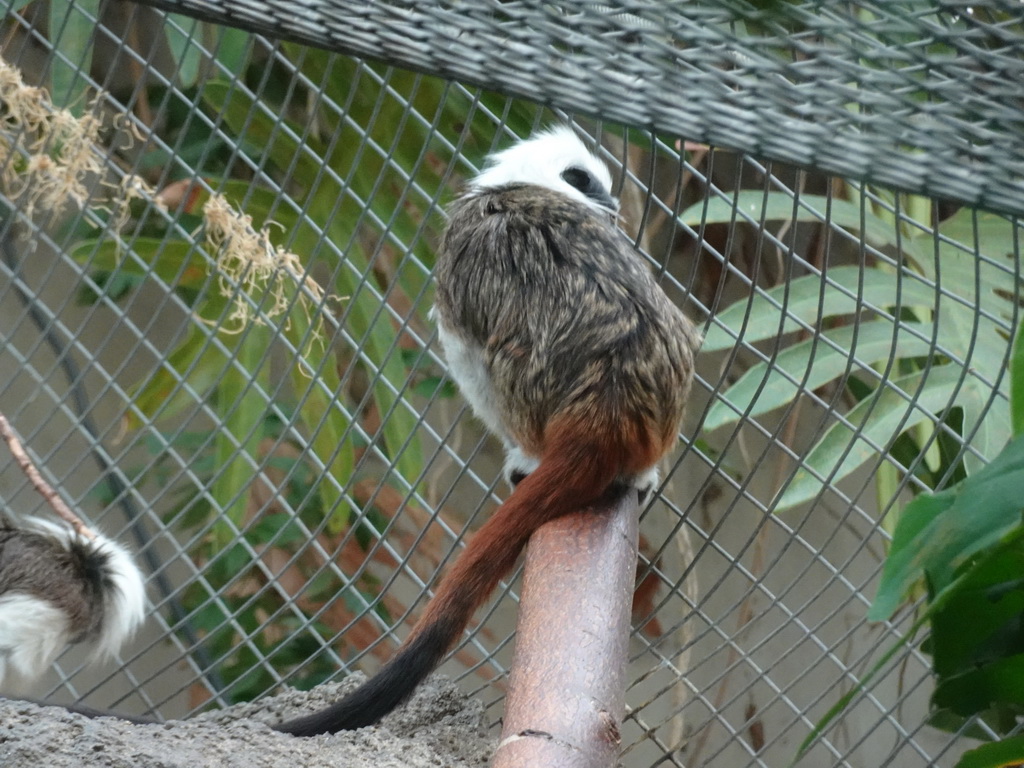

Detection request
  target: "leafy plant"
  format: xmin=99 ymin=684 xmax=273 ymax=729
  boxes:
xmin=67 ymin=45 xmax=543 ymax=700
xmin=691 ymin=192 xmax=1018 ymax=510
xmin=5 ymin=0 xmax=250 ymax=111
xmin=792 ymin=323 xmax=1024 ymax=768
xmin=104 ymin=417 xmax=381 ymax=701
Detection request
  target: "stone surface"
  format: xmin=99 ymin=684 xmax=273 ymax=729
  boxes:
xmin=0 ymin=676 xmax=494 ymax=768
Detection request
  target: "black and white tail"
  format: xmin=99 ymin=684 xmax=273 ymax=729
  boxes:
xmin=0 ymin=514 xmax=145 ymax=687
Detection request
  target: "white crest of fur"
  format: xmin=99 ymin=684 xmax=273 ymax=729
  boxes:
xmin=0 ymin=517 xmax=145 ymax=685
xmin=470 ymin=126 xmax=616 ymax=213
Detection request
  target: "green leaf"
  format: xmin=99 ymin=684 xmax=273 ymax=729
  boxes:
xmin=704 ymin=320 xmax=935 ymax=431
xmin=933 ymin=655 xmax=1024 ymax=716
xmin=208 ymin=542 xmax=254 ymax=581
xmin=164 ymin=14 xmax=203 ymax=88
xmin=868 ymin=493 xmax=955 ymax=619
xmin=47 ymin=0 xmax=100 ymax=110
xmin=702 ymin=266 xmax=939 ymax=353
xmin=958 ymin=366 xmax=1012 ymax=478
xmin=211 ymin=325 xmax=271 ymax=547
xmin=955 ymin=734 xmax=1024 ymax=768
xmin=936 ymin=210 xmax=1019 ymax=263
xmin=126 ymin=322 xmax=229 ymax=429
xmin=284 ymin=295 xmax=356 ymax=535
xmin=189 ymin=600 xmax=232 ymax=634
xmin=777 ymin=364 xmax=989 ymax=511
xmin=213 ymin=28 xmax=253 ymax=75
xmin=70 ymin=238 xmax=212 ymax=290
xmin=868 ymin=433 xmax=1024 ymax=621
xmin=76 ymin=269 xmax=143 ymax=304
xmin=1011 ymin=322 xmax=1024 ymax=438
xmin=928 ymin=537 xmax=1024 ymax=679
xmin=412 ymin=376 xmax=457 ymax=399
xmin=795 ymin=532 xmax=1024 ymax=765
xmin=919 ymin=215 xmax=1018 ymax=471
xmin=320 ymin=217 xmax=425 ymax=493
xmin=679 ymin=191 xmax=930 ymax=262
xmin=249 ymin=512 xmax=305 ymax=548
xmin=711 ymin=206 xmax=1017 ymax=497
xmin=200 ymin=81 xmax=324 ymax=184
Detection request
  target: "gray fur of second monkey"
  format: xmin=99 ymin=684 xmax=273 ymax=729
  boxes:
xmin=0 ymin=521 xmax=105 ymax=643
xmin=435 ymin=183 xmax=700 ymax=462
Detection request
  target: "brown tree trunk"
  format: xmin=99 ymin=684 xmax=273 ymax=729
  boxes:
xmin=492 ymin=489 xmax=640 ymax=768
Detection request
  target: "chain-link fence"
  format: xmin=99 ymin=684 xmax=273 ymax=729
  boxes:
xmin=0 ymin=2 xmax=1020 ymax=766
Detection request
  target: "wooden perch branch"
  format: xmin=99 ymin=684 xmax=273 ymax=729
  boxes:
xmin=493 ymin=488 xmax=640 ymax=768
xmin=0 ymin=413 xmax=95 ymax=540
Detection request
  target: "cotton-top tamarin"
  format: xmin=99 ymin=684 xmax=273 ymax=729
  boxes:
xmin=276 ymin=126 xmax=701 ymax=736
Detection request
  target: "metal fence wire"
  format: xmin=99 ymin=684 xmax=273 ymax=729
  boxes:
xmin=0 ymin=1 xmax=1020 ymax=766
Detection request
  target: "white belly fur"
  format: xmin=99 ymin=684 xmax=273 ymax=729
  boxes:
xmin=436 ymin=321 xmax=514 ymax=446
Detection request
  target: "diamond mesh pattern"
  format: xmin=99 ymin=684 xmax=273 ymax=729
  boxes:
xmin=0 ymin=2 xmax=1020 ymax=766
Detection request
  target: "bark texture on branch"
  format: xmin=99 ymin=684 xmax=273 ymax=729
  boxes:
xmin=493 ymin=489 xmax=640 ymax=768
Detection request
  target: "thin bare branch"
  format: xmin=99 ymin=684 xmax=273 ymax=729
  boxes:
xmin=0 ymin=413 xmax=95 ymax=541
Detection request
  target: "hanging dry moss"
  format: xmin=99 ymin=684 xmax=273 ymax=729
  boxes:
xmin=0 ymin=59 xmax=154 ymax=226
xmin=201 ymin=193 xmax=333 ymax=334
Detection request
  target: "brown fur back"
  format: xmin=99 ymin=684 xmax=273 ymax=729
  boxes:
xmin=435 ymin=183 xmax=698 ymax=463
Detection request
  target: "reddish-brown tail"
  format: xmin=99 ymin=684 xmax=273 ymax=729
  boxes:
xmin=275 ymin=419 xmax=655 ymax=736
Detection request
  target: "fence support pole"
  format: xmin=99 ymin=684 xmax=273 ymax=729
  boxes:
xmin=492 ymin=489 xmax=640 ymax=768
